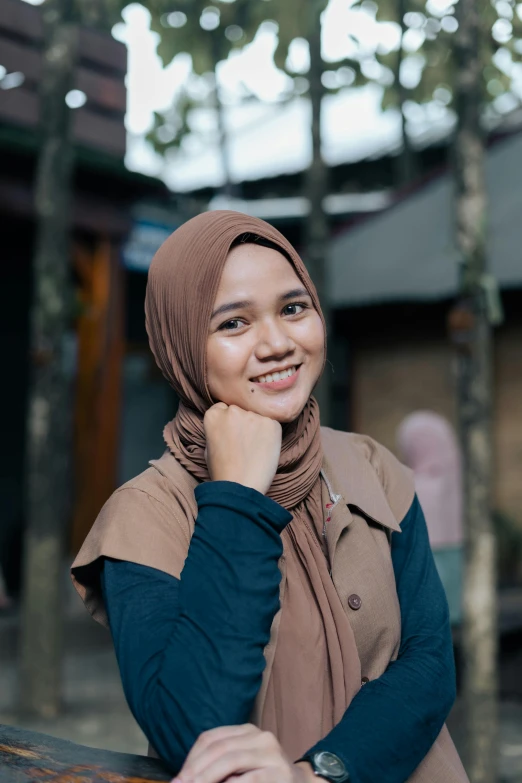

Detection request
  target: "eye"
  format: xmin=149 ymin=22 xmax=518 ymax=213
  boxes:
xmin=283 ymin=302 xmax=306 ymax=316
xmin=219 ymin=318 xmax=244 ymax=331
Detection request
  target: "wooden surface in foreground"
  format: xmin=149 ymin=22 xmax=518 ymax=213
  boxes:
xmin=0 ymin=724 xmax=171 ymax=783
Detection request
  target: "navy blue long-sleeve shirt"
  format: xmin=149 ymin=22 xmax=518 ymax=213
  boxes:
xmin=100 ymin=482 xmax=455 ymax=782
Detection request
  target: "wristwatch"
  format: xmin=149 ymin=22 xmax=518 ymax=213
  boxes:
xmin=301 ymin=751 xmax=351 ymax=783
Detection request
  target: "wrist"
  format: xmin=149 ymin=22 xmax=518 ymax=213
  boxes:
xmin=299 ymin=752 xmax=351 ymax=783
xmin=295 ymin=761 xmax=324 ymax=783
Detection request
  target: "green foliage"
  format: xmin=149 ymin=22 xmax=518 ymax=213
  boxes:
xmin=147 ymin=0 xmax=260 ymax=74
xmin=145 ymin=88 xmax=195 ymax=153
xmin=142 ymin=0 xmax=365 ymax=155
xmin=71 ymin=0 xmax=128 ymax=31
xmin=351 ymin=0 xmax=522 ymax=115
xmin=60 ymin=0 xmax=522 ymax=158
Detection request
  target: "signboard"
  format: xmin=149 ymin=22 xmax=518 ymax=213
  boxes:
xmin=122 ymin=217 xmax=178 ymax=272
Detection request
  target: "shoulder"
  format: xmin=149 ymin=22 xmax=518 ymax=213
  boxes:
xmin=104 ymin=450 xmax=198 ymax=536
xmin=321 ymin=427 xmax=415 ymax=524
xmin=71 ymin=452 xmax=198 ymax=624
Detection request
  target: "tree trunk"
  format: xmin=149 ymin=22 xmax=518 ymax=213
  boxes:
xmin=304 ymin=0 xmax=332 ymax=425
xmin=453 ymin=0 xmax=498 ymax=779
xmin=210 ymin=35 xmax=235 ymax=199
xmin=396 ymin=0 xmax=416 ymax=186
xmin=214 ymin=88 xmax=235 ymax=199
xmin=19 ymin=0 xmax=78 ymax=718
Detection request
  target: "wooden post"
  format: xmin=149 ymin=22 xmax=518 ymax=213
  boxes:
xmin=452 ymin=0 xmax=498 ymax=778
xmin=19 ymin=0 xmax=77 ymax=718
xmin=71 ymin=240 xmax=125 ymax=555
xmin=304 ymin=0 xmax=332 ymax=425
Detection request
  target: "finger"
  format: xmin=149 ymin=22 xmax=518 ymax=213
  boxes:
xmin=224 ymin=772 xmax=275 ymax=783
xmin=180 ymin=728 xmax=256 ymax=782
xmin=185 ymin=748 xmax=268 ymax=783
xmin=185 ymin=734 xmax=280 ymax=783
xmin=179 ymin=725 xmax=257 ymax=780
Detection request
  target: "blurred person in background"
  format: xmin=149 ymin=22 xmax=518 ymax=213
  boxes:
xmin=71 ymin=212 xmax=468 ymax=783
xmin=397 ymin=411 xmax=464 ymax=626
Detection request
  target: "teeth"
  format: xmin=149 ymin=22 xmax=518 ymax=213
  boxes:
xmin=254 ymin=366 xmax=297 ymax=384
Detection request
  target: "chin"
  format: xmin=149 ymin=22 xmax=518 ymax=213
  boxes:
xmin=255 ymin=396 xmax=309 ymax=424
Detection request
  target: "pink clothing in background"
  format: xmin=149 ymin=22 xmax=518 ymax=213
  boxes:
xmin=397 ymin=411 xmax=463 ymax=549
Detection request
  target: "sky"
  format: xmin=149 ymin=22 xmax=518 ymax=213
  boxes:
xmin=20 ymin=0 xmax=521 ymax=192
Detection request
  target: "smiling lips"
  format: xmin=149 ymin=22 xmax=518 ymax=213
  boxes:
xmin=251 ymin=365 xmax=301 ymax=390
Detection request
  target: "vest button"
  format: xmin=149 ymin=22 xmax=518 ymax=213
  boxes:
xmin=361 ymin=676 xmax=370 ymax=685
xmin=348 ymin=593 xmax=362 ymax=610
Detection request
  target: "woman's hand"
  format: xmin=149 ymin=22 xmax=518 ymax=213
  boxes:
xmin=172 ymin=724 xmax=316 ymax=783
xmin=204 ymin=404 xmax=282 ymax=495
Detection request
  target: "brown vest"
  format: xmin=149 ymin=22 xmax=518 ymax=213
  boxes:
xmin=71 ymin=428 xmax=469 ymax=782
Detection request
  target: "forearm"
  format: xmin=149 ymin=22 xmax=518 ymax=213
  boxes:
xmin=302 ymin=496 xmax=456 ymax=783
xmin=305 ymin=649 xmax=454 ymax=783
xmin=103 ymin=481 xmax=291 ymax=772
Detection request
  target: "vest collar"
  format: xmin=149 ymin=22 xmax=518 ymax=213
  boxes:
xmin=321 ymin=448 xmax=402 ymax=534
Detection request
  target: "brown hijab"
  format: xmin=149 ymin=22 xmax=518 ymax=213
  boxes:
xmin=144 ymin=210 xmax=362 ymax=758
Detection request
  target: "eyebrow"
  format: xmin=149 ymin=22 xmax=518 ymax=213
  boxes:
xmin=210 ymin=287 xmax=310 ymax=321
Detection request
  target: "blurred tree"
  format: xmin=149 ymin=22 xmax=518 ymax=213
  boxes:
xmin=20 ymin=0 xmax=78 ymax=718
xmin=143 ymin=0 xmax=363 ymax=199
xmin=351 ymin=0 xmax=522 ymax=185
xmin=451 ymin=0 xmax=499 ymax=778
xmin=144 ymin=0 xmax=277 ymax=194
xmin=72 ymin=0 xmax=129 ymax=30
xmin=301 ymin=0 xmax=332 ymax=422
xmin=395 ymin=0 xmax=417 ymax=184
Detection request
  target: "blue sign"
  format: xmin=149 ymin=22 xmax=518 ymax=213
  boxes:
xmin=122 ymin=218 xmax=178 ymax=272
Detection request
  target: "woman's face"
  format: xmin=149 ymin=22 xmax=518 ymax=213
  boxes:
xmin=206 ymin=243 xmax=325 ymax=423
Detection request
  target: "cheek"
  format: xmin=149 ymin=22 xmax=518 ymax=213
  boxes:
xmin=206 ymin=336 xmax=250 ymax=389
xmin=295 ymin=312 xmax=325 ymax=361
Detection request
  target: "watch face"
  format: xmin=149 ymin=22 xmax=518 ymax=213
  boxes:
xmin=314 ymin=751 xmax=348 ymax=780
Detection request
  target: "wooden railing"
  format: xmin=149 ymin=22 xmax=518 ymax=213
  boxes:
xmin=0 ymin=724 xmax=172 ymax=782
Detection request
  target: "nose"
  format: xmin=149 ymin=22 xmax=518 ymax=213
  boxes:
xmin=255 ymin=317 xmax=296 ymax=360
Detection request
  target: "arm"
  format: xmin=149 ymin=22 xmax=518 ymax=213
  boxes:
xmin=101 ymin=480 xmax=291 ymax=773
xmin=303 ymin=496 xmax=456 ymax=783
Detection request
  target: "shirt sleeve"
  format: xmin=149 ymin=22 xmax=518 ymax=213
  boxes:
xmin=304 ymin=495 xmax=456 ymax=783
xmin=100 ymin=480 xmax=291 ymax=774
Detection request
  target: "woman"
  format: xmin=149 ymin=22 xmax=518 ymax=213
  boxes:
xmin=72 ymin=211 xmax=469 ymax=783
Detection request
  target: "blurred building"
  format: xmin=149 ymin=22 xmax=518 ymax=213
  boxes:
xmin=0 ymin=0 xmax=178 ymax=590
xmin=201 ymin=122 xmax=522 ymax=539
xmin=328 ymin=127 xmax=522 ymax=540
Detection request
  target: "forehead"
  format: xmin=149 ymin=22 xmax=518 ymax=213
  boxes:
xmin=215 ymin=243 xmax=302 ymax=296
